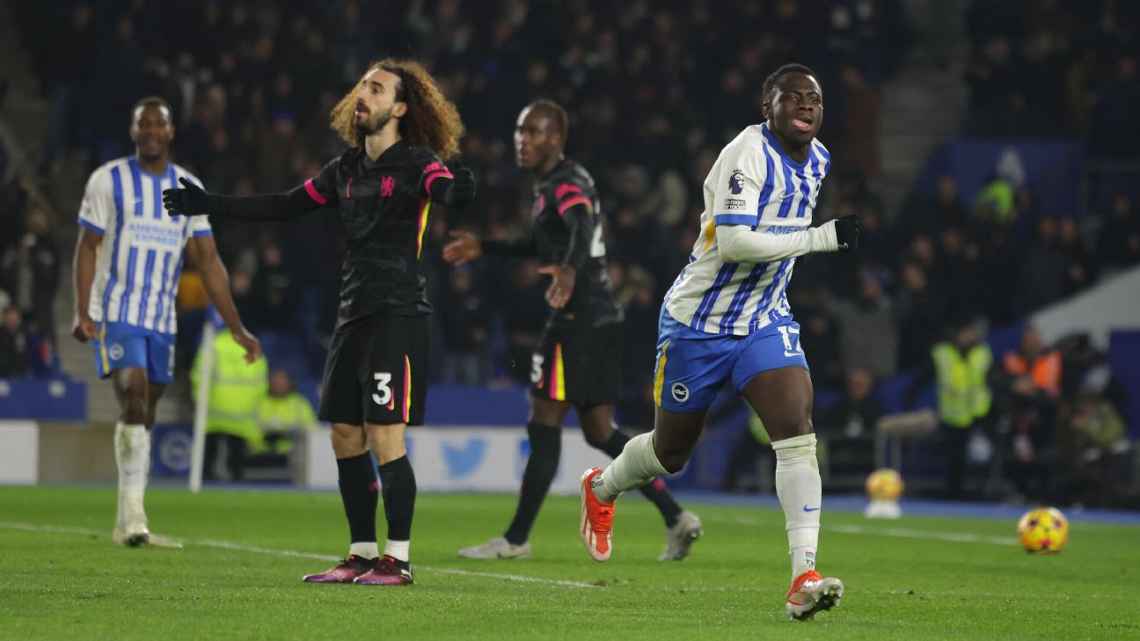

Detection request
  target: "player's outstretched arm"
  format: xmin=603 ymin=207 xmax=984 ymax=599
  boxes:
xmin=163 ymin=178 xmax=322 ymax=222
xmin=716 ymin=215 xmax=861 ymax=263
xmin=427 ymin=165 xmax=477 ymax=209
xmin=187 ymin=234 xmax=262 ymax=363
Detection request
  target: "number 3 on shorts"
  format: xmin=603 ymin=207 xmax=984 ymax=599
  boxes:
xmin=530 ymin=354 xmax=545 ymax=385
xmin=372 ymin=372 xmax=392 ymax=406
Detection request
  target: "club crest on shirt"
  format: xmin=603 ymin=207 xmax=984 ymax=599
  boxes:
xmin=728 ymin=169 xmax=745 ymax=195
xmin=380 ymin=176 xmax=395 ymax=198
xmin=531 ymin=194 xmax=546 ymax=218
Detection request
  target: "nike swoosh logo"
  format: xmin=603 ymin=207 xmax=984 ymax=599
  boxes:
xmin=802 ymin=505 xmax=821 ymax=512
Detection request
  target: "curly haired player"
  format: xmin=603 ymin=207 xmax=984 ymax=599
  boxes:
xmin=164 ymin=60 xmax=476 ymax=586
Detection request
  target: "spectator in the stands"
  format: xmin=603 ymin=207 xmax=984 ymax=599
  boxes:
xmin=932 ymin=225 xmax=983 ymax=319
xmin=1060 ymin=388 xmax=1132 ymax=507
xmin=193 ymin=311 xmax=268 ymax=482
xmin=0 ymin=208 xmax=59 ymax=342
xmin=794 ymin=285 xmax=844 ymax=388
xmin=918 ymin=316 xmax=994 ymax=499
xmin=999 ymin=325 xmax=1061 ymax=501
xmin=0 ymin=305 xmax=28 ymax=378
xmin=1057 ymin=218 xmax=1096 ymax=295
xmin=1087 ymin=55 xmax=1139 ymax=160
xmin=249 ymin=240 xmax=294 ymax=331
xmin=894 ymin=261 xmax=944 ymax=371
xmin=817 ymin=368 xmax=883 ymax=441
xmin=1097 ymin=193 xmax=1140 ymax=274
xmin=836 ymin=65 xmax=881 ymax=179
xmin=617 ymin=266 xmax=659 ymax=429
xmin=815 ymin=367 xmax=883 ymax=481
xmin=973 ymin=173 xmax=1016 ymax=228
xmin=255 ymin=368 xmax=319 ymax=457
xmin=1015 ymin=216 xmax=1068 ymax=315
xmin=502 ymin=260 xmax=549 ymax=385
xmin=440 ymin=267 xmax=489 ymax=385
xmin=910 ymin=175 xmax=968 ymax=240
xmin=832 ymin=269 xmax=898 ymax=380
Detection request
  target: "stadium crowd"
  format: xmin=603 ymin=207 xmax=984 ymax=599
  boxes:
xmin=3 ymin=0 xmax=1137 ymax=504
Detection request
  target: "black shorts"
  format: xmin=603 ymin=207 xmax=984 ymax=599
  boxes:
xmin=318 ymin=314 xmax=429 ymax=426
xmin=529 ymin=321 xmax=621 ymax=407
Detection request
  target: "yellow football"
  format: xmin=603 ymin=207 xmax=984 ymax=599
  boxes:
xmin=1017 ymin=507 xmax=1069 ymax=554
xmin=865 ymin=468 xmax=904 ymax=501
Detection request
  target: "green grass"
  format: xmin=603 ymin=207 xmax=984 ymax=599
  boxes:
xmin=1 ymin=486 xmax=1137 ymax=641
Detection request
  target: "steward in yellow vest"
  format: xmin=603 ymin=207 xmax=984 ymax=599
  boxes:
xmin=192 ymin=324 xmax=268 ymax=480
xmin=255 ymin=369 xmax=319 ymax=455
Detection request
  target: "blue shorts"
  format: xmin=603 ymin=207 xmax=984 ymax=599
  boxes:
xmin=93 ymin=322 xmax=176 ymax=385
xmin=653 ymin=309 xmax=808 ymax=413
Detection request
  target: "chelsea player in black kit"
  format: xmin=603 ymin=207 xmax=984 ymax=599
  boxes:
xmin=164 ymin=59 xmax=476 ymax=586
xmin=444 ymin=100 xmax=701 ymax=561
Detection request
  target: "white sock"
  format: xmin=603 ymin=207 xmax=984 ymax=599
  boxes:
xmin=594 ymin=431 xmax=667 ymax=502
xmin=349 ymin=542 xmax=379 ymax=559
xmin=384 ymin=539 xmax=410 ymax=562
xmin=773 ymin=433 xmax=821 ymax=580
xmin=114 ymin=423 xmax=150 ymax=531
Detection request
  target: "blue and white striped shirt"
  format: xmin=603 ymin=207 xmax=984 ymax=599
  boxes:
xmin=78 ymin=157 xmax=211 ymax=334
xmin=664 ymin=123 xmax=830 ymax=336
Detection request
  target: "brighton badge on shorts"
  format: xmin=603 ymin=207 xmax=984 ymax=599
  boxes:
xmin=671 ymin=382 xmax=690 ymax=403
xmin=109 ymin=343 xmax=125 ymax=360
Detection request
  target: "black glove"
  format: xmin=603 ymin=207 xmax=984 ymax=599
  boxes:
xmin=444 ymin=166 xmax=477 ymax=209
xmin=163 ymin=177 xmax=211 ymax=216
xmin=834 ymin=215 xmax=862 ymax=251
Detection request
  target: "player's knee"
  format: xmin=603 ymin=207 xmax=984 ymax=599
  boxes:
xmin=655 ymin=442 xmax=691 ymax=474
xmin=330 ymin=424 xmax=367 ymax=457
xmin=766 ymin=414 xmax=814 ymax=442
xmin=122 ymin=391 xmax=148 ymax=423
xmin=583 ymin=427 xmax=611 ymax=450
xmin=529 ymin=398 xmax=570 ymax=427
xmin=366 ymin=423 xmax=407 ymax=464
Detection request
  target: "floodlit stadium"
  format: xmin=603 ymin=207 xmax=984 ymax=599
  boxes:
xmin=1 ymin=1 xmax=1138 ymax=639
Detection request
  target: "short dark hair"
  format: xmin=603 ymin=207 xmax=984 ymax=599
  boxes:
xmin=761 ymin=63 xmax=819 ymax=107
xmin=132 ymin=96 xmax=173 ymax=121
xmin=526 ymin=99 xmax=569 ymax=143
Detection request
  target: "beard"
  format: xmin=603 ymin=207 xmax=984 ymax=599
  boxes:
xmin=358 ymin=107 xmax=393 ymax=136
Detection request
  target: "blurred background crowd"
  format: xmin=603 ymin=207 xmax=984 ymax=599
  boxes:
xmin=1 ymin=0 xmax=1137 ymax=504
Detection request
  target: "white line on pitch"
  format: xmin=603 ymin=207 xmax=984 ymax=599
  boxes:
xmin=0 ymin=521 xmax=600 ymax=589
xmin=826 ymin=524 xmax=1017 ymax=545
xmin=719 ymin=515 xmax=1017 ymax=545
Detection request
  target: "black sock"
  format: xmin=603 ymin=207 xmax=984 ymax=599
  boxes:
xmin=600 ymin=430 xmax=683 ymax=528
xmin=337 ymin=453 xmax=378 ymax=548
xmin=504 ymin=423 xmax=562 ymax=545
xmin=377 ymin=455 xmax=417 ymax=543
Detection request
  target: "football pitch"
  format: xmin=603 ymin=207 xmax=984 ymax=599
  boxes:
xmin=1 ymin=487 xmax=1137 ymax=641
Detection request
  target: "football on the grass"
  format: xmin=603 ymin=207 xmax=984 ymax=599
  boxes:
xmin=865 ymin=468 xmax=904 ymax=501
xmin=1017 ymin=507 xmax=1069 ymax=554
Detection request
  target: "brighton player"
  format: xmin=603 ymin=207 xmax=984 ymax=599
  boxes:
xmin=578 ymin=64 xmax=862 ymax=620
xmin=72 ymin=97 xmax=260 ymax=547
